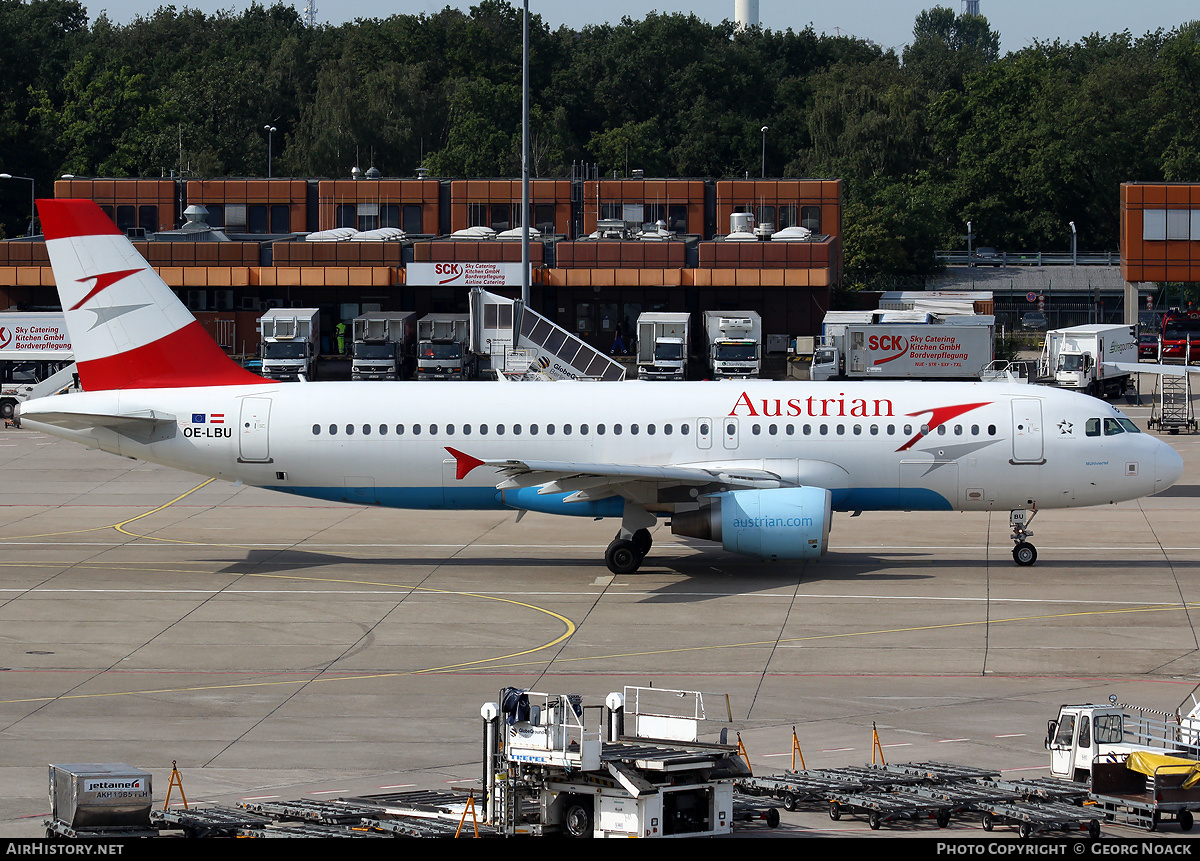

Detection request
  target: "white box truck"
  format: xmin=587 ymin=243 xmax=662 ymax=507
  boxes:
xmin=1 ymin=312 xmax=76 ymax=421
xmin=811 ymin=322 xmax=994 ymax=381
xmin=351 ymin=311 xmax=416 ymax=381
xmin=704 ymin=310 xmax=761 ymax=379
xmin=636 ymin=312 xmax=691 ymax=381
xmin=1037 ymin=324 xmax=1137 ymax=399
xmin=259 ymin=308 xmax=320 ymax=381
xmin=416 ymin=313 xmax=474 ymax=380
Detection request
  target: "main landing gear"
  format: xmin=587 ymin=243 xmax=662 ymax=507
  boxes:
xmin=604 ymin=502 xmax=656 ymax=575
xmin=605 ymin=529 xmax=652 ymax=575
xmin=1010 ymin=507 xmax=1038 ymax=566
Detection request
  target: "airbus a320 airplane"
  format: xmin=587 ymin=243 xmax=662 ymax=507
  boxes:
xmin=17 ymin=200 xmax=1185 ymax=573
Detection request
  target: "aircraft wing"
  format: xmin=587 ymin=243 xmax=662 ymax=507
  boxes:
xmin=444 ymin=446 xmax=784 ymax=500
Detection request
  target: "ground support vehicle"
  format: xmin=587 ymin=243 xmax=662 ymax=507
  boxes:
xmin=1046 ymin=699 xmax=1200 ymax=832
xmin=704 ymin=310 xmax=762 ymax=379
xmin=259 ymin=308 xmax=320 ymax=381
xmin=351 ymin=311 xmax=416 ymax=380
xmin=811 ymin=322 xmax=994 ymax=381
xmin=636 ymin=312 xmax=691 ymax=380
xmin=1036 ymin=324 xmax=1137 ymax=399
xmin=149 ymin=790 xmax=500 ymax=838
xmin=826 ymin=786 xmax=955 ymax=830
xmin=484 ymin=686 xmax=747 ymax=838
xmin=151 ymin=805 xmax=273 ymax=838
xmin=976 ymin=798 xmax=1101 ymax=839
xmin=1086 ymin=760 xmax=1198 ymax=832
xmin=0 ymin=311 xmax=74 ymax=420
xmin=417 ymin=313 xmax=474 ymax=380
xmin=731 ymin=793 xmax=781 ymax=828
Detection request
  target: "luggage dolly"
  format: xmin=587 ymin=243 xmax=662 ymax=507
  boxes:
xmin=978 ymin=799 xmax=1102 ymax=839
xmin=827 ymin=789 xmax=954 ymax=830
xmin=733 ymin=792 xmax=781 ymax=829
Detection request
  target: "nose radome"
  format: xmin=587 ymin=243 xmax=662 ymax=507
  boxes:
xmin=1156 ymin=441 xmax=1185 ymax=492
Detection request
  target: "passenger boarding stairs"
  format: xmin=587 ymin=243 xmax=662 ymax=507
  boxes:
xmin=1147 ymin=337 xmax=1197 ymax=434
xmin=470 ymin=289 xmax=626 ymax=381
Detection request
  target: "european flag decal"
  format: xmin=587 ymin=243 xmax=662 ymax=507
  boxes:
xmin=192 ymin=413 xmax=205 ymax=424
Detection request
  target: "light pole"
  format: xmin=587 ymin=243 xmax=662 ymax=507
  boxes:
xmin=760 ymin=126 xmax=768 ymax=178
xmin=264 ymin=126 xmax=276 ymax=178
xmin=966 ymin=220 xmax=973 ymax=266
xmin=0 ymin=173 xmax=35 ymax=235
xmin=1069 ymin=221 xmax=1077 ymax=267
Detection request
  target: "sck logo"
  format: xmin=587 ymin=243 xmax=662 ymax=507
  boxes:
xmin=868 ymin=334 xmax=909 ymax=365
xmin=436 ymin=263 xmax=463 ymax=284
xmin=0 ymin=327 xmax=9 ymax=349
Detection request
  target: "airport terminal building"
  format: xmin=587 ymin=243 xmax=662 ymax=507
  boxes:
xmin=0 ymin=175 xmax=843 ymax=357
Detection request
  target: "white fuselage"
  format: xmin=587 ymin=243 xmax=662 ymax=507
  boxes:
xmin=19 ymin=379 xmax=1181 ymax=517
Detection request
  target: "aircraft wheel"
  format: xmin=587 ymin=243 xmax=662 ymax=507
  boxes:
xmin=631 ymin=528 xmax=652 ymax=556
xmin=1013 ymin=542 xmax=1037 ymax=566
xmin=605 ymin=539 xmax=641 ymax=575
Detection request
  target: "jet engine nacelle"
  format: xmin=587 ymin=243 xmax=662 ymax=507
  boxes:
xmin=671 ymin=486 xmax=832 ymax=560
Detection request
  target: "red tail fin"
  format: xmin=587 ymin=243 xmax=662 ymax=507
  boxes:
xmin=39 ymin=199 xmax=263 ymax=390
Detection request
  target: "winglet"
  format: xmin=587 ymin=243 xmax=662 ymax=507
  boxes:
xmin=445 ymin=447 xmax=485 ymax=480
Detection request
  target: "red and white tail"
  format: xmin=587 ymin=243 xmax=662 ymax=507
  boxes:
xmin=38 ymin=198 xmax=263 ymax=391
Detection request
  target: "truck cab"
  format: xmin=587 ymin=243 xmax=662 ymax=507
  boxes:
xmin=810 ymin=344 xmax=840 ymax=381
xmin=646 ymin=337 xmax=686 ymax=380
xmin=1054 ymin=351 xmax=1093 ymax=389
xmin=1047 ymin=703 xmax=1189 ymax=781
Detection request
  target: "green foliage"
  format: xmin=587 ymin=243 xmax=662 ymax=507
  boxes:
xmin=5 ymin=0 xmax=1200 ymax=284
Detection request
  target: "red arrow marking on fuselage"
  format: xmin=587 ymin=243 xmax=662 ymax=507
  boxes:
xmin=895 ymin=402 xmax=993 ymax=452
xmin=69 ymin=268 xmax=143 ymax=311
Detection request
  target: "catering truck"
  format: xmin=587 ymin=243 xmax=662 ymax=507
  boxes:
xmin=636 ymin=312 xmax=691 ymax=380
xmin=258 ymin=308 xmax=320 ymax=382
xmin=810 ymin=321 xmax=994 ymax=382
xmin=0 ymin=311 xmax=75 ymax=421
xmin=350 ymin=311 xmax=416 ymax=381
xmin=1036 ymin=324 xmax=1137 ymax=399
xmin=416 ymin=313 xmax=474 ymax=380
xmin=704 ymin=310 xmax=762 ymax=379
xmin=483 ymin=686 xmax=747 ymax=837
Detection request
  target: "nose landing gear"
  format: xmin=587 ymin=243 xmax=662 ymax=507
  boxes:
xmin=1010 ymin=507 xmax=1038 ymax=566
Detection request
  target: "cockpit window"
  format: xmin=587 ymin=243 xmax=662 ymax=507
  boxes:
xmin=1103 ymin=418 xmax=1125 ymax=435
xmin=1117 ymin=418 xmax=1140 ymax=433
xmin=1086 ymin=418 xmax=1101 ymax=437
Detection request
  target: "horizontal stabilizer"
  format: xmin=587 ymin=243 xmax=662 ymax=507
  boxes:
xmin=19 ymin=407 xmax=174 ymax=431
